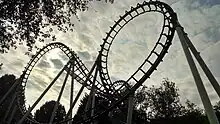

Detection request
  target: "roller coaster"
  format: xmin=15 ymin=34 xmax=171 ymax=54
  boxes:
xmin=1 ymin=0 xmax=220 ymax=124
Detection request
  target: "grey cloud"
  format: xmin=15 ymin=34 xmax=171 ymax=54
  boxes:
xmin=50 ymin=59 xmax=63 ymax=69
xmin=32 ymin=76 xmax=48 ymax=89
xmin=204 ymin=26 xmax=220 ymax=43
xmin=37 ymin=59 xmax=51 ymax=68
xmin=110 ymin=76 xmax=120 ymax=82
xmin=77 ymin=51 xmax=91 ymax=60
xmin=26 ymin=79 xmax=45 ymax=91
xmin=79 ymin=34 xmax=91 ymax=44
xmin=199 ymin=0 xmax=220 ymax=6
xmin=59 ymin=53 xmax=69 ymax=62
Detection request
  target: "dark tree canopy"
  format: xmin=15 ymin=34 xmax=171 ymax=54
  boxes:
xmin=2 ymin=74 xmax=219 ymax=124
xmin=0 ymin=0 xmax=114 ymax=53
xmin=0 ymin=74 xmax=16 ymax=96
xmin=34 ymin=100 xmax=66 ymax=123
xmin=0 ymin=74 xmax=16 ymax=121
xmin=73 ymin=93 xmax=112 ymax=124
xmin=0 ymin=74 xmax=31 ymax=124
xmin=135 ymin=79 xmax=185 ymax=120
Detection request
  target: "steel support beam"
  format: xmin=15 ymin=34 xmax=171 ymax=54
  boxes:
xmin=49 ymin=64 xmax=71 ymax=124
xmin=69 ymin=59 xmax=75 ymax=124
xmin=183 ymin=34 xmax=220 ymax=98
xmin=0 ymin=78 xmax=20 ymax=105
xmin=1 ymin=91 xmax=17 ymax=123
xmin=176 ymin=23 xmax=219 ymax=124
xmin=7 ymin=105 xmax=17 ymax=124
xmin=18 ymin=61 xmax=70 ymax=124
xmin=126 ymin=92 xmax=134 ymax=124
xmin=65 ymin=60 xmax=97 ymax=119
xmin=84 ymin=66 xmax=99 ymax=122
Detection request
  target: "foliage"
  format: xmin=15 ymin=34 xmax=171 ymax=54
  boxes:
xmin=0 ymin=74 xmax=16 ymax=96
xmin=0 ymin=74 xmax=16 ymax=121
xmin=34 ymin=100 xmax=66 ymax=123
xmin=214 ymin=101 xmax=220 ymax=122
xmin=73 ymin=93 xmax=112 ymax=124
xmin=180 ymin=100 xmax=204 ymax=124
xmin=0 ymin=74 xmax=32 ymax=123
xmin=72 ymin=93 xmax=89 ymax=122
xmin=136 ymin=79 xmax=185 ymax=119
xmin=184 ymin=100 xmax=203 ymax=117
xmin=0 ymin=0 xmax=114 ymax=53
xmin=2 ymin=74 xmax=219 ymax=123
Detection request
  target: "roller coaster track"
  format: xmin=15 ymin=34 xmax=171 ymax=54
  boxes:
xmin=17 ymin=42 xmax=106 ymax=123
xmin=1 ymin=0 xmax=178 ymax=124
xmin=99 ymin=0 xmax=176 ymax=95
xmin=67 ymin=1 xmax=177 ymax=123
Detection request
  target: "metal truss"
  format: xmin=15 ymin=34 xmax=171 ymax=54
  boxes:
xmin=3 ymin=0 xmax=219 ymax=124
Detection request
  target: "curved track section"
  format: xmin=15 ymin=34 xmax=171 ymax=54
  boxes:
xmin=112 ymin=80 xmax=130 ymax=96
xmin=17 ymin=42 xmax=104 ymax=123
xmin=99 ymin=0 xmax=177 ymax=94
xmin=16 ymin=1 xmax=178 ymax=124
xmin=72 ymin=1 xmax=177 ymax=123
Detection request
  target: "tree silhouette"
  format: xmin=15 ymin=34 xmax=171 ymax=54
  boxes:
xmin=177 ymin=100 xmax=204 ymax=124
xmin=0 ymin=74 xmax=32 ymax=123
xmin=34 ymin=100 xmax=66 ymax=123
xmin=0 ymin=74 xmax=16 ymax=96
xmin=72 ymin=78 xmax=220 ymax=124
xmin=214 ymin=101 xmax=220 ymax=122
xmin=142 ymin=79 xmax=185 ymax=120
xmin=0 ymin=0 xmax=114 ymax=53
xmin=72 ymin=94 xmax=112 ymax=124
xmin=0 ymin=74 xmax=16 ymax=121
xmin=72 ymin=94 xmax=89 ymax=122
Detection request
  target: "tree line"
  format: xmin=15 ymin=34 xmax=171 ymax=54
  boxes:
xmin=0 ymin=74 xmax=220 ymax=124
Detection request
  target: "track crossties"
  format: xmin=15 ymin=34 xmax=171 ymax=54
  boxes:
xmin=16 ymin=1 xmax=178 ymax=124
xmin=99 ymin=1 xmax=177 ymax=94
xmin=17 ymin=42 xmax=105 ymax=123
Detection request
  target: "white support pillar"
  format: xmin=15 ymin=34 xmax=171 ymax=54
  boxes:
xmin=176 ymin=23 xmax=219 ymax=124
xmin=127 ymin=92 xmax=134 ymax=124
xmin=183 ymin=34 xmax=220 ymax=98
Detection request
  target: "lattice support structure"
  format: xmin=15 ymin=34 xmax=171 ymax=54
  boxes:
xmin=0 ymin=1 xmax=219 ymax=124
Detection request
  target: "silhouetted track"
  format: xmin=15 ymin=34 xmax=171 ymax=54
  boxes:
xmin=7 ymin=1 xmax=177 ymax=124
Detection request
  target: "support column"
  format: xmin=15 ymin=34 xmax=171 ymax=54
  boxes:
xmin=183 ymin=34 xmax=220 ymax=98
xmin=65 ymin=59 xmax=97 ymax=119
xmin=0 ymin=78 xmax=20 ymax=105
xmin=176 ymin=23 xmax=219 ymax=124
xmin=127 ymin=92 xmax=134 ymax=124
xmin=2 ymin=91 xmax=17 ymax=123
xmin=49 ymin=64 xmax=71 ymax=124
xmin=90 ymin=89 xmax=96 ymax=124
xmin=84 ymin=66 xmax=98 ymax=123
xmin=18 ymin=61 xmax=71 ymax=124
xmin=7 ymin=105 xmax=17 ymax=124
xmin=69 ymin=59 xmax=75 ymax=124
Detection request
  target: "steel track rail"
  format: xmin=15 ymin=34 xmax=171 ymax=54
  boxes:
xmin=64 ymin=1 xmax=177 ymax=123
xmin=15 ymin=0 xmax=177 ymax=123
xmin=99 ymin=0 xmax=176 ymax=95
xmin=16 ymin=42 xmax=105 ymax=123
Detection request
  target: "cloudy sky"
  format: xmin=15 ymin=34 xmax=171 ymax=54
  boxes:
xmin=1 ymin=0 xmax=220 ymax=115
